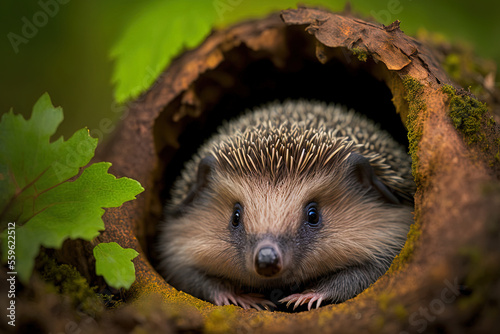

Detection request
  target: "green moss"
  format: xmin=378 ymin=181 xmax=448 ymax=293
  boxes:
xmin=402 ymin=76 xmax=426 ymax=183
xmin=418 ymin=25 xmax=497 ymax=98
xmin=443 ymin=54 xmax=461 ymax=80
xmin=441 ymin=84 xmax=456 ymax=96
xmin=388 ymin=213 xmax=421 ymax=274
xmin=377 ymin=292 xmax=393 ymax=312
xmin=380 ymin=76 xmax=426 ymax=275
xmin=487 ymin=117 xmax=496 ymax=127
xmin=442 ymin=53 xmax=484 ymax=95
xmin=204 ymin=307 xmax=238 ymax=333
xmin=317 ymin=305 xmax=336 ymax=327
xmin=442 ymin=85 xmax=489 ymax=144
xmin=351 ymin=47 xmax=368 ymax=62
xmin=495 ymin=138 xmax=500 ymax=163
xmin=39 ymin=253 xmax=104 ymax=316
xmin=393 ymin=304 xmax=408 ymax=321
xmin=373 ymin=293 xmax=408 ymax=330
xmin=443 ymin=85 xmax=500 ymax=167
xmin=97 ymin=292 xmax=124 ymax=309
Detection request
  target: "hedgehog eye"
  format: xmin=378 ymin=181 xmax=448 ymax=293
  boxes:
xmin=231 ymin=203 xmax=243 ymax=227
xmin=305 ymin=202 xmax=320 ymax=226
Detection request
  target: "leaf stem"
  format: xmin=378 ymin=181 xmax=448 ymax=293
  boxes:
xmin=0 ymin=166 xmax=50 ymax=225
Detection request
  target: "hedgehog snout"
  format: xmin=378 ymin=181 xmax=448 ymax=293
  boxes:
xmin=254 ymin=243 xmax=283 ymax=277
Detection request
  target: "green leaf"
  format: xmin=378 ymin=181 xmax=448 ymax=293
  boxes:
xmin=93 ymin=242 xmax=139 ymax=290
xmin=111 ymin=0 xmax=216 ymax=103
xmin=110 ymin=0 xmax=343 ymax=104
xmin=0 ymin=93 xmax=98 ymax=224
xmin=0 ymin=94 xmax=144 ymax=282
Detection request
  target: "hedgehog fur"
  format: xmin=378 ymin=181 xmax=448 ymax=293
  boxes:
xmin=159 ymin=100 xmax=415 ymax=311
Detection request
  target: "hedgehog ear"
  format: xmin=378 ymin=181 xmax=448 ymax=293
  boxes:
xmin=347 ymin=152 xmax=400 ymax=204
xmin=180 ymin=155 xmax=217 ymax=207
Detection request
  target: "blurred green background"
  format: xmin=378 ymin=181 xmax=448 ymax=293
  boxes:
xmin=1 ymin=0 xmax=499 ymax=142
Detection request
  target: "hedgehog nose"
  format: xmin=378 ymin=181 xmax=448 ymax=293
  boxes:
xmin=255 ymin=246 xmax=282 ymax=277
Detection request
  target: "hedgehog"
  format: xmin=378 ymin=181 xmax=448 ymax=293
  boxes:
xmin=158 ymin=100 xmax=415 ymax=311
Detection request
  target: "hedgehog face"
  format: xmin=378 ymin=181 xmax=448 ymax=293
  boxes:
xmin=159 ymin=101 xmax=415 ymax=306
xmin=161 ymin=152 xmax=412 ymax=289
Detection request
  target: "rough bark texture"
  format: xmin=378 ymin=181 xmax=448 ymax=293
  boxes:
xmin=7 ymin=7 xmax=500 ymax=334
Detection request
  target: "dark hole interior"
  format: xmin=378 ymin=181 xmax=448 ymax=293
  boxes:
xmin=148 ymin=25 xmax=410 ymax=311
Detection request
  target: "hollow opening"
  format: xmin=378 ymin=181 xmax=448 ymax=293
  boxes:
xmin=146 ymin=24 xmax=411 ymax=311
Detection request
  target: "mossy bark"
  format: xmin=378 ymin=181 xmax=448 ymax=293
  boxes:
xmin=12 ymin=6 xmax=500 ymax=334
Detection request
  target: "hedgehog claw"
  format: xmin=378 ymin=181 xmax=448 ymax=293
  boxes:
xmin=279 ymin=291 xmax=325 ymax=311
xmin=214 ymin=291 xmax=276 ymax=310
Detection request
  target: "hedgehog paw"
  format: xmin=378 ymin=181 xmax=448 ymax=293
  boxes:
xmin=214 ymin=291 xmax=276 ymax=311
xmin=279 ymin=291 xmax=325 ymax=311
